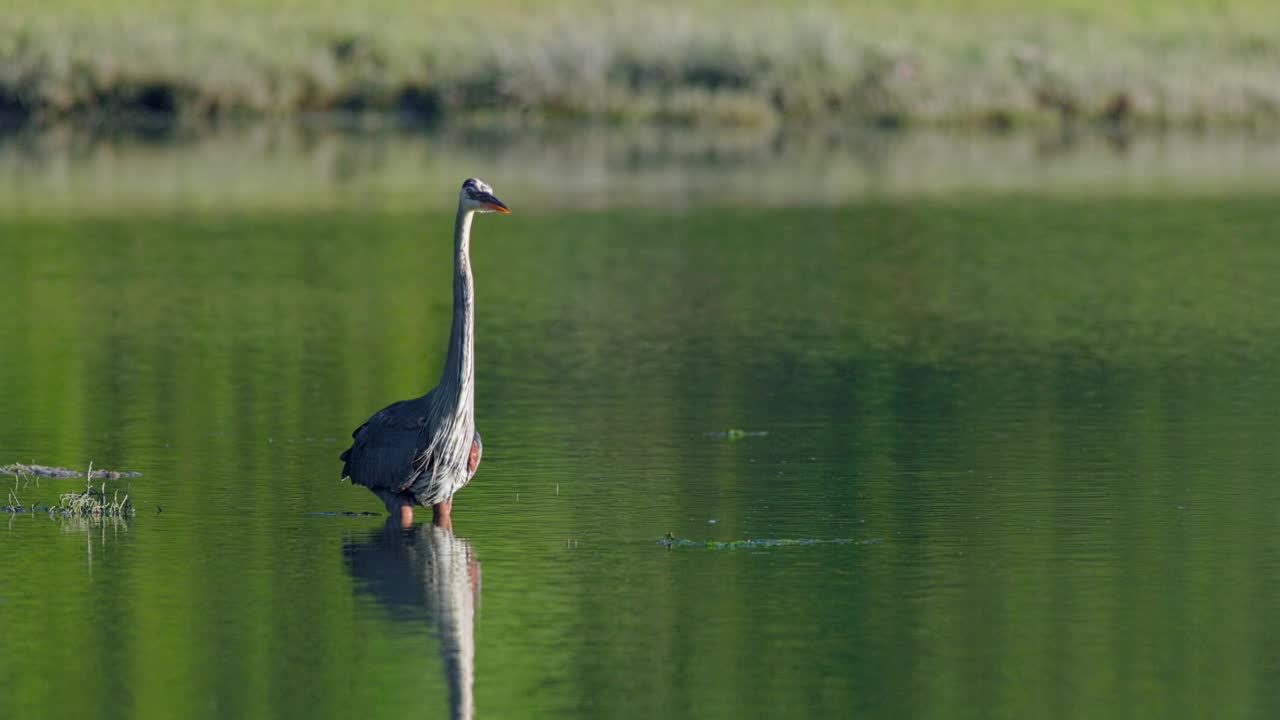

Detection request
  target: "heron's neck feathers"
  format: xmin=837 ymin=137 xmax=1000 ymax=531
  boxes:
xmin=413 ymin=203 xmax=480 ymax=501
xmin=437 ymin=205 xmax=476 ymax=416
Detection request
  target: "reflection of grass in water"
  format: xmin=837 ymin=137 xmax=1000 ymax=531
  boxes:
xmin=6 ymin=126 xmax=1280 ymax=217
xmin=4 ymin=194 xmax=1280 ymax=372
xmin=53 ymin=510 xmax=131 ymax=536
xmin=3 ymin=1 xmax=1280 ymax=126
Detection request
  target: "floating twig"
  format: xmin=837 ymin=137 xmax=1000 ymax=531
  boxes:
xmin=1 ymin=463 xmax=142 ymax=480
xmin=658 ymin=533 xmax=872 ymax=549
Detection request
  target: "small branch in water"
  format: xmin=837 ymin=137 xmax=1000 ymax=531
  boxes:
xmin=1 ymin=463 xmax=142 ymax=480
xmin=658 ymin=534 xmax=875 ymax=549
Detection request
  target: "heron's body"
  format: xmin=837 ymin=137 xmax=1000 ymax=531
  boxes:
xmin=340 ymin=178 xmax=508 ymax=525
xmin=339 ymin=392 xmax=483 ymax=509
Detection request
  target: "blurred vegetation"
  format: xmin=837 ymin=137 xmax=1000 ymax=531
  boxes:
xmin=4 ymin=126 xmax=1280 ymax=218
xmin=4 ymin=0 xmax=1280 ymax=128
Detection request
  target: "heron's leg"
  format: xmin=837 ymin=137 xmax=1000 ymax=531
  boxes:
xmin=432 ymin=499 xmax=453 ymax=530
xmin=397 ymin=502 xmax=414 ymax=529
xmin=379 ymin=491 xmax=415 ymax=528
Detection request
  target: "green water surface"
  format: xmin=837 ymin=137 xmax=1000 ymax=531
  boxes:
xmin=2 ymin=143 xmax=1280 ymax=719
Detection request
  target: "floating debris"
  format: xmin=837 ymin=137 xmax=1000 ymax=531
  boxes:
xmin=2 ymin=463 xmax=141 ymax=480
xmin=5 ymin=462 xmax=136 ymax=517
xmin=705 ymin=429 xmax=769 ymax=441
xmin=658 ymin=533 xmax=873 ymax=549
xmin=2 ymin=504 xmax=53 ymax=514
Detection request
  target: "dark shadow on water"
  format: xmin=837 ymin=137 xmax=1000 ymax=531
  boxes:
xmin=343 ymin=519 xmax=480 ymax=720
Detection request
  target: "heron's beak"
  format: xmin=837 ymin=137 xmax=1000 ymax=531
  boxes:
xmin=480 ymin=193 xmax=510 ymax=214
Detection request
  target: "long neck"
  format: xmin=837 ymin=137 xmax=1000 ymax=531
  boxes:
xmin=438 ymin=205 xmax=476 ymax=409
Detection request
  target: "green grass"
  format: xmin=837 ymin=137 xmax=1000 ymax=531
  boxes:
xmin=4 ymin=1 xmax=1280 ymax=126
xmin=54 ymin=482 xmax=135 ymax=518
xmin=5 ymin=463 xmax=135 ymax=517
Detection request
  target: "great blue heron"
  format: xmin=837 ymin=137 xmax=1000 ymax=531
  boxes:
xmin=340 ymin=178 xmax=510 ymax=527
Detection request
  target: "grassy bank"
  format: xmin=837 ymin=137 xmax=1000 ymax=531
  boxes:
xmin=4 ymin=1 xmax=1280 ymax=128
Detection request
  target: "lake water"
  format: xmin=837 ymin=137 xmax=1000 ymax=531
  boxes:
xmin=3 ymin=127 xmax=1280 ymax=719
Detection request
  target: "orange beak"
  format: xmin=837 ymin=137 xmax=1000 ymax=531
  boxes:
xmin=480 ymin=192 xmax=510 ymax=213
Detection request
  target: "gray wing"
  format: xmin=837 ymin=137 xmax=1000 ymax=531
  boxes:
xmin=340 ymin=396 xmax=431 ymax=493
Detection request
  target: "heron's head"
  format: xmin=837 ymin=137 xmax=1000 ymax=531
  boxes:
xmin=460 ymin=178 xmax=510 ymax=214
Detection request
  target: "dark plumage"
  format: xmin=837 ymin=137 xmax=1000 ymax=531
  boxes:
xmin=340 ymin=395 xmax=483 ymax=510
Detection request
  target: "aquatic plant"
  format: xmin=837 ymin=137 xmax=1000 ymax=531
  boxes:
xmin=708 ymin=428 xmax=769 ymax=441
xmin=2 ymin=463 xmax=136 ymax=517
xmin=659 ymin=532 xmax=874 ymax=549
xmin=55 ymin=480 xmax=134 ymax=518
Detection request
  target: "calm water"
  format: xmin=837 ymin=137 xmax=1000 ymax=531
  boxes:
xmin=3 ymin=129 xmax=1280 ymax=719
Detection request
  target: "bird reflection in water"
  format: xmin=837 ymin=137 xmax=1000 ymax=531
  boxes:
xmin=344 ymin=519 xmax=481 ymax=719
